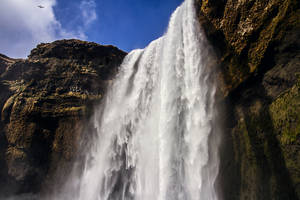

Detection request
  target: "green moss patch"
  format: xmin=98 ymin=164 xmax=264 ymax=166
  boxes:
xmin=270 ymin=78 xmax=300 ymax=145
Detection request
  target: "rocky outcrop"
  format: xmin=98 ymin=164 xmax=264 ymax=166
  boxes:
xmin=195 ymin=0 xmax=300 ymax=199
xmin=0 ymin=39 xmax=126 ymax=196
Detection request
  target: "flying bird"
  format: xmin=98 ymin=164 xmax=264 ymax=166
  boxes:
xmin=37 ymin=5 xmax=44 ymax=8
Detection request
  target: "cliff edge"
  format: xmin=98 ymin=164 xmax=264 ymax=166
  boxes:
xmin=195 ymin=0 xmax=300 ymax=199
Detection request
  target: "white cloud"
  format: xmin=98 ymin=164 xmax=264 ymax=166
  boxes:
xmin=0 ymin=0 xmax=97 ymax=58
xmin=72 ymin=0 xmax=97 ymax=42
xmin=80 ymin=0 xmax=97 ymax=27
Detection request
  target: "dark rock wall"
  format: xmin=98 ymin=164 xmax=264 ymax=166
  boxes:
xmin=0 ymin=40 xmax=126 ymax=196
xmin=195 ymin=0 xmax=300 ymax=199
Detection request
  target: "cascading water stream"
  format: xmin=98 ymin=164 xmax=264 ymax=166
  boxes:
xmin=55 ymin=0 xmax=220 ymax=199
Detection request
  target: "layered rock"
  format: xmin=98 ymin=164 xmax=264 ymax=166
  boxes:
xmin=195 ymin=0 xmax=300 ymax=199
xmin=0 ymin=40 xmax=126 ymax=196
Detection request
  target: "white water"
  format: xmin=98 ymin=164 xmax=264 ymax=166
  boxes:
xmin=56 ymin=0 xmax=220 ymax=199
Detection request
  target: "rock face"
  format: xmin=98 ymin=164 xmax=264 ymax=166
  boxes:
xmin=0 ymin=1 xmax=299 ymax=199
xmin=195 ymin=0 xmax=300 ymax=199
xmin=0 ymin=40 xmax=126 ymax=196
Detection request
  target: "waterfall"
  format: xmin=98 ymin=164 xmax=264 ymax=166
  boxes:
xmin=56 ymin=0 xmax=220 ymax=199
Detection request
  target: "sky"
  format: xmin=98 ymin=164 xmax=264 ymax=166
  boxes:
xmin=0 ymin=0 xmax=183 ymax=58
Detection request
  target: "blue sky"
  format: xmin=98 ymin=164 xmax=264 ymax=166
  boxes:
xmin=0 ymin=0 xmax=183 ymax=58
xmin=55 ymin=0 xmax=183 ymax=51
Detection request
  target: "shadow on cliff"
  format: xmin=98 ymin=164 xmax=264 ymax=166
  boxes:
xmin=218 ymin=64 xmax=299 ymax=200
xmin=242 ymin=90 xmax=298 ymax=200
xmin=0 ymin=81 xmax=19 ymax=197
xmin=218 ymin=81 xmax=299 ymax=200
xmin=244 ymin=101 xmax=298 ymax=200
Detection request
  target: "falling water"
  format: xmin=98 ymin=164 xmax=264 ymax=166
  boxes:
xmin=56 ymin=0 xmax=220 ymax=199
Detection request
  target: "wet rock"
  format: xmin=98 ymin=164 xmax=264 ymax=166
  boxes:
xmin=0 ymin=39 xmax=126 ymax=196
xmin=195 ymin=0 xmax=300 ymax=199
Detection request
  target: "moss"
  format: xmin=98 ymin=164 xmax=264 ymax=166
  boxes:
xmin=1 ymin=94 xmax=17 ymax=119
xmin=2 ymin=80 xmax=26 ymax=93
xmin=238 ymin=119 xmax=255 ymax=161
xmin=248 ymin=0 xmax=296 ymax=69
xmin=6 ymin=146 xmax=26 ymax=160
xmin=198 ymin=0 xmax=300 ymax=97
xmin=54 ymin=106 xmax=85 ymax=115
xmin=197 ymin=0 xmax=300 ymax=199
xmin=0 ymin=39 xmax=126 ymax=194
xmin=269 ymin=78 xmax=300 ymax=145
xmin=231 ymin=97 xmax=300 ymax=199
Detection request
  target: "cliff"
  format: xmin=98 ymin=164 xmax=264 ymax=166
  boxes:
xmin=0 ymin=0 xmax=299 ymax=199
xmin=195 ymin=0 xmax=300 ymax=199
xmin=0 ymin=40 xmax=126 ymax=196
